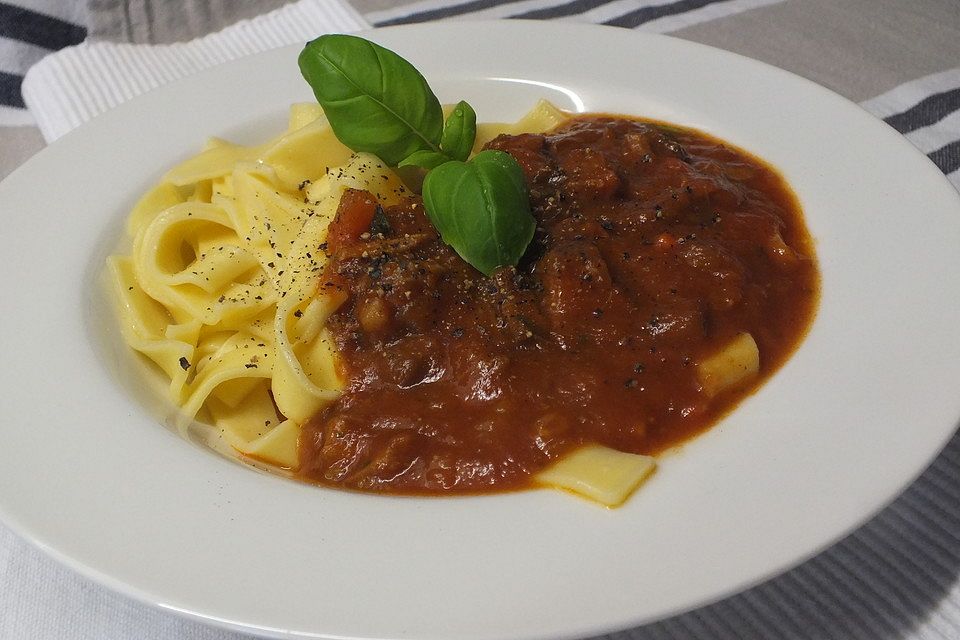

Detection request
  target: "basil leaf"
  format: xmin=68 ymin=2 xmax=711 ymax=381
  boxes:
xmin=398 ymin=150 xmax=450 ymax=171
xmin=298 ymin=35 xmax=533 ymax=275
xmin=422 ymin=150 xmax=535 ymax=276
xmin=298 ymin=34 xmax=443 ymax=166
xmin=402 ymin=102 xmax=477 ymax=169
xmin=440 ymin=101 xmax=477 ymax=162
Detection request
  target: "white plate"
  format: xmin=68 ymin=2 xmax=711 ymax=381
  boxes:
xmin=2 ymin=21 xmax=959 ymax=640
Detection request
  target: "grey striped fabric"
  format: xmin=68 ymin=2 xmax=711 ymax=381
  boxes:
xmin=1 ymin=1 xmax=959 ymax=639
xmin=0 ymin=0 xmax=85 ymax=124
xmin=365 ymin=0 xmax=786 ymax=30
xmin=862 ymin=70 xmax=960 ymax=189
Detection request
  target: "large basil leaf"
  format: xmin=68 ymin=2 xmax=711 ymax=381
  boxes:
xmin=298 ymin=34 xmax=444 ymax=166
xmin=422 ymin=150 xmax=535 ymax=275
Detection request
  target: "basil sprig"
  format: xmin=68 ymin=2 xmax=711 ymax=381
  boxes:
xmin=298 ymin=34 xmax=534 ymax=275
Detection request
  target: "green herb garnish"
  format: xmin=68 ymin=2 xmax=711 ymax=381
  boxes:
xmin=423 ymin=150 xmax=535 ymax=276
xmin=298 ymin=34 xmax=534 ymax=275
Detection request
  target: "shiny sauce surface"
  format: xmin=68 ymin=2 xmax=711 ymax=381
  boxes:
xmin=298 ymin=115 xmax=819 ymax=494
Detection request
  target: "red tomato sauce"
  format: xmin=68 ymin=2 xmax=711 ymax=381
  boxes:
xmin=297 ymin=115 xmax=819 ymax=494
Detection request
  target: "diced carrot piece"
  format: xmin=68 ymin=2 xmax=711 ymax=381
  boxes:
xmin=326 ymin=188 xmax=379 ymax=254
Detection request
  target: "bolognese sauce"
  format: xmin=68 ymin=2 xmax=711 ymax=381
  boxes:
xmin=297 ymin=115 xmax=819 ymax=494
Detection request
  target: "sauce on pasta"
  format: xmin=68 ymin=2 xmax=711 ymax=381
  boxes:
xmin=297 ymin=115 xmax=819 ymax=494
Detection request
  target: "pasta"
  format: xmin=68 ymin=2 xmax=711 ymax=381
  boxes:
xmin=108 ymin=100 xmax=657 ymax=502
xmin=697 ymin=333 xmax=761 ymax=398
xmin=107 ymin=104 xmax=403 ymax=465
xmin=536 ymin=446 xmax=656 ymax=507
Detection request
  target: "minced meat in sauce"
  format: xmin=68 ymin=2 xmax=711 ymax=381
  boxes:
xmin=297 ymin=115 xmax=819 ymax=494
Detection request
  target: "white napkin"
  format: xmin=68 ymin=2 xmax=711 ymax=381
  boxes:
xmin=22 ymin=0 xmax=369 ymax=142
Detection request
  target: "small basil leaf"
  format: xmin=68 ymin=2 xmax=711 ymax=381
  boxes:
xmin=398 ymin=150 xmax=451 ymax=171
xmin=298 ymin=34 xmax=443 ymax=166
xmin=422 ymin=150 xmax=535 ymax=275
xmin=440 ymin=101 xmax=477 ymax=163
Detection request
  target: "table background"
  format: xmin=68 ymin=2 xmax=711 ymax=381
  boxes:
xmin=2 ymin=1 xmax=959 ymax=638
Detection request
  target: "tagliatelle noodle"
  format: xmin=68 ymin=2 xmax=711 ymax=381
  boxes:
xmin=108 ymin=104 xmax=397 ymax=464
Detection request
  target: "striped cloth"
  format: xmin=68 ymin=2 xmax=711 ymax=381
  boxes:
xmin=1 ymin=1 xmax=960 ymax=639
xmin=366 ymin=0 xmax=786 ymax=31
xmin=0 ymin=1 xmax=85 ymax=125
xmin=863 ymin=70 xmax=960 ymax=189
